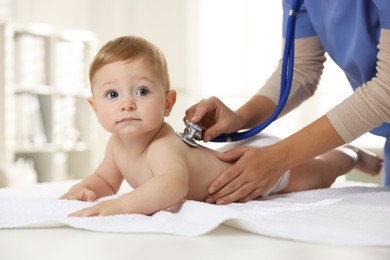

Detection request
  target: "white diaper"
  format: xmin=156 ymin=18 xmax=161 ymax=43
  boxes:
xmin=261 ymin=171 xmax=290 ymax=197
xmin=217 ymin=133 xmax=290 ymax=197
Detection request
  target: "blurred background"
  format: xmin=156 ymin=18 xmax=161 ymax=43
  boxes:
xmin=0 ymin=0 xmax=385 ymax=187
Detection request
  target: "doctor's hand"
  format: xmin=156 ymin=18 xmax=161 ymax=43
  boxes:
xmin=205 ymin=145 xmax=288 ymax=204
xmin=184 ymin=96 xmax=244 ymax=142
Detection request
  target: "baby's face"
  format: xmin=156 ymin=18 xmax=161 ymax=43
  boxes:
xmin=88 ymin=59 xmax=169 ymax=136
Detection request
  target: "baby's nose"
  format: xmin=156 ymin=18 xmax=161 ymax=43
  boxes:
xmin=120 ymin=100 xmax=136 ymax=111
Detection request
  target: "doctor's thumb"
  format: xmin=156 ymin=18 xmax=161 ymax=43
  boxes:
xmin=203 ymin=122 xmax=229 ymax=142
xmin=217 ymin=147 xmax=247 ymax=162
xmin=202 ymin=127 xmax=218 ymax=142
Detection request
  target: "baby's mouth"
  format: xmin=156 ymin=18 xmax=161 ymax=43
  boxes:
xmin=116 ymin=117 xmax=141 ymax=124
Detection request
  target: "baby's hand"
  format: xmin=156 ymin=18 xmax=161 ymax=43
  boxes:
xmin=68 ymin=199 xmax=126 ymax=217
xmin=60 ymin=184 xmax=97 ymax=202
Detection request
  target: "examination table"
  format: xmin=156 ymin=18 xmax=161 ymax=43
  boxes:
xmin=0 ymin=180 xmax=389 ymax=260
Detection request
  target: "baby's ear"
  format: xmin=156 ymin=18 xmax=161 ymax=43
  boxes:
xmin=87 ymin=97 xmax=101 ymax=124
xmin=164 ymin=90 xmax=176 ymax=116
xmin=87 ymin=97 xmax=97 ymax=113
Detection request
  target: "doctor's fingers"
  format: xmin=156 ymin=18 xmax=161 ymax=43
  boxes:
xmin=186 ymin=97 xmax=222 ymax=124
xmin=207 ymin=147 xmax=249 ymax=194
xmin=183 ymin=103 xmax=198 ymax=123
xmin=206 ymin=158 xmax=254 ymax=204
xmin=209 ymin=178 xmax=259 ymax=205
xmin=211 ymin=147 xmax=276 ymax=203
xmin=238 ymin=169 xmax=287 ymax=203
xmin=237 ymin=181 xmax=275 ymax=203
xmin=203 ymin=120 xmax=233 ymax=142
xmin=217 ymin=146 xmax=250 ymax=162
xmin=207 ymin=172 xmax=280 ymax=204
xmin=184 ymin=99 xmax=208 ymax=123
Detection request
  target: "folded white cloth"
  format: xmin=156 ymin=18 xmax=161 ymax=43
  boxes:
xmin=0 ymin=181 xmax=389 ymax=246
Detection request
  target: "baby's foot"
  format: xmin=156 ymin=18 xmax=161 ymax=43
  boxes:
xmin=344 ymin=145 xmax=383 ymax=176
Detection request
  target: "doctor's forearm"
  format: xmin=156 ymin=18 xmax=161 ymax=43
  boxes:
xmin=236 ymin=95 xmax=276 ymax=129
xmin=273 ymin=115 xmax=345 ymax=169
xmin=256 ymin=36 xmax=325 ymax=116
xmin=326 ymin=28 xmax=390 ymax=142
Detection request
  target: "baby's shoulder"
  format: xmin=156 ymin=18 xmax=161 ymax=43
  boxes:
xmin=149 ymin=134 xmax=183 ymax=153
xmin=147 ymin=133 xmax=189 ymax=160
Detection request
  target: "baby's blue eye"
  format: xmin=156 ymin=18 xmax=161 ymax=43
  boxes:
xmin=136 ymin=88 xmax=149 ymax=96
xmin=106 ymin=91 xmax=119 ymax=99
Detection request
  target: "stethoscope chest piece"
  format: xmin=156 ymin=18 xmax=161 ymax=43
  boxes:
xmin=176 ymin=120 xmax=203 ymax=147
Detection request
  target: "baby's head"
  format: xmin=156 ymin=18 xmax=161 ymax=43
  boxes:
xmin=89 ymin=35 xmax=170 ymax=91
xmin=87 ymin=35 xmax=176 ymax=136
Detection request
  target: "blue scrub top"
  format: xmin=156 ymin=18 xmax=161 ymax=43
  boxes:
xmin=282 ymin=0 xmax=390 ymax=138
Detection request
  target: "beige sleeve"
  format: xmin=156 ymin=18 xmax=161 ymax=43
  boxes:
xmin=256 ymin=36 xmax=326 ymax=115
xmin=326 ymin=28 xmax=390 ymax=142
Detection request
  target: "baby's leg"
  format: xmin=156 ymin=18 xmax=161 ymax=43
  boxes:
xmin=343 ymin=145 xmax=383 ymax=175
xmin=281 ymin=145 xmax=383 ymax=193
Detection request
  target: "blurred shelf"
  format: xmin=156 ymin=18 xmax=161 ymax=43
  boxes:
xmin=0 ymin=22 xmax=97 ymax=184
xmin=15 ymin=141 xmax=89 ymax=154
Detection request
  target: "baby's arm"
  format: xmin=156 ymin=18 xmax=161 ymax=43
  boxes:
xmin=70 ymin=139 xmax=190 ymax=216
xmin=60 ymin=170 xmax=120 ymax=201
xmin=61 ymin=137 xmax=124 ymax=202
xmin=70 ymin=173 xmax=189 ymax=217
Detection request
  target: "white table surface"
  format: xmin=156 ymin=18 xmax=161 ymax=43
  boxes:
xmin=1 ymin=224 xmax=389 ymax=260
xmin=1 ymin=181 xmax=389 ymax=260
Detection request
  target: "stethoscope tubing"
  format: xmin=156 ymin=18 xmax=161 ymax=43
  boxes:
xmin=211 ymin=0 xmax=304 ymax=142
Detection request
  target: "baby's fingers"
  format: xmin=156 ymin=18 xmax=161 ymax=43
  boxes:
xmin=82 ymin=190 xmax=97 ymax=202
xmin=68 ymin=207 xmax=100 ymax=217
xmin=60 ymin=189 xmax=96 ymax=202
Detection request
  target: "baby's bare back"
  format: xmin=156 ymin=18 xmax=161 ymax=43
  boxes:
xmin=184 ymin=145 xmax=232 ymax=201
xmin=115 ymin=123 xmax=233 ymax=203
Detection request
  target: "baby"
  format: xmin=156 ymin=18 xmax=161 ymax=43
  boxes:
xmin=61 ymin=35 xmax=383 ymax=217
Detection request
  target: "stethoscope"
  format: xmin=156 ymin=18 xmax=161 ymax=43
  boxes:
xmin=177 ymin=0 xmax=304 ymax=147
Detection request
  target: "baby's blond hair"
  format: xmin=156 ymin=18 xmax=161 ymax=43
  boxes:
xmin=89 ymin=35 xmax=170 ymax=90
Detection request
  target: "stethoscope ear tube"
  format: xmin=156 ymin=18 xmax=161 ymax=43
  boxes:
xmin=211 ymin=0 xmax=304 ymax=142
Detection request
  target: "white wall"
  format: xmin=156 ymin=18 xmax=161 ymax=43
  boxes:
xmin=8 ymin=0 xmax=386 ymax=162
xmin=10 ymin=0 xmax=188 ymax=89
xmin=9 ymin=0 xmax=192 ymax=162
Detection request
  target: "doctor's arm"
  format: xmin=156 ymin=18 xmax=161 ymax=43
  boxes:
xmin=207 ymin=29 xmax=390 ymax=204
xmin=204 ymin=36 xmax=328 ymax=203
xmin=186 ymin=36 xmax=325 ymax=142
xmin=326 ymin=28 xmax=390 ymax=142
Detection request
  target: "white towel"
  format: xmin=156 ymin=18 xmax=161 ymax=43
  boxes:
xmin=0 ymin=181 xmax=389 ymax=246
